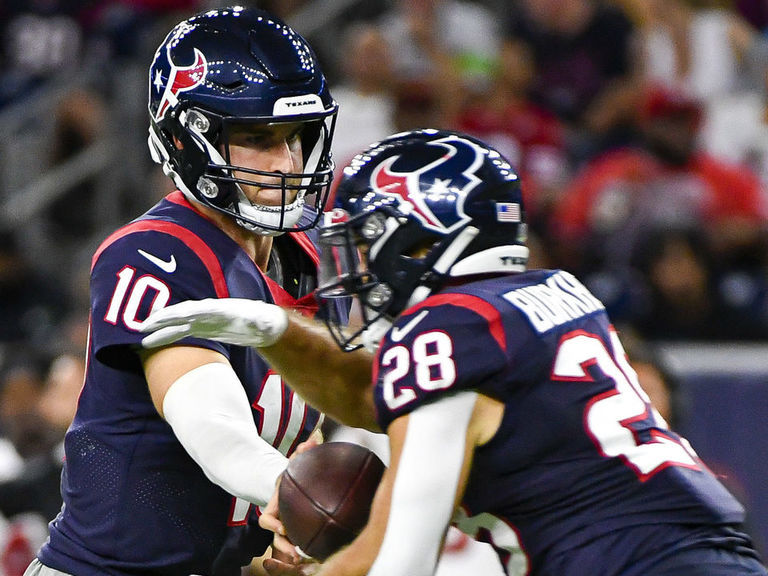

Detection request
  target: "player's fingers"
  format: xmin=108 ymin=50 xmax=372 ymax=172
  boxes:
xmin=271 ymin=533 xmax=300 ymax=561
xmin=262 ymin=557 xmax=302 ymax=576
xmin=139 ymin=302 xmax=194 ymax=329
xmin=141 ymin=325 xmax=191 ymax=348
xmin=258 ymin=512 xmax=285 ymax=535
xmin=141 ymin=299 xmax=220 ymax=330
xmin=293 ymin=436 xmax=319 ymax=456
xmin=259 ymin=494 xmax=286 ymax=536
xmin=272 ymin=543 xmax=299 ymax=564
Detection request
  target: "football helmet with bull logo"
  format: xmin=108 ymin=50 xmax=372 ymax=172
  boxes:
xmin=147 ymin=6 xmax=337 ymax=234
xmin=317 ymin=129 xmax=529 ymax=350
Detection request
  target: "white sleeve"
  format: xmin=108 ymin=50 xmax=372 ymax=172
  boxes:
xmin=162 ymin=362 xmax=288 ymax=507
xmin=368 ymin=391 xmax=478 ymax=576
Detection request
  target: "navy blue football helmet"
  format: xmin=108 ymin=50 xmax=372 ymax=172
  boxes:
xmin=147 ymin=6 xmax=337 ymax=234
xmin=317 ymin=129 xmax=529 ymax=350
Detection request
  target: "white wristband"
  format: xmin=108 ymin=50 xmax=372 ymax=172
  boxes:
xmin=162 ymin=362 xmax=288 ymax=506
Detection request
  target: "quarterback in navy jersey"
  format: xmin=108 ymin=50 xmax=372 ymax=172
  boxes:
xmin=140 ymin=130 xmax=768 ymax=576
xmin=28 ymin=7 xmax=342 ymax=576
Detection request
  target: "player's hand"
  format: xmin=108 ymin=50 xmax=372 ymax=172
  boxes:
xmin=260 ymin=486 xmax=320 ymax=576
xmin=139 ymin=298 xmax=288 ymax=349
xmin=262 ymin=550 xmax=319 ymax=576
xmin=260 ymin=436 xmax=322 ymax=575
xmin=258 ymin=436 xmax=320 ymax=544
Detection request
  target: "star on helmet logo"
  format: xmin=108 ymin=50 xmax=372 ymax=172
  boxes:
xmin=153 ymin=70 xmax=164 ymax=91
xmin=154 ymin=47 xmax=208 ymax=121
xmin=371 ymin=135 xmax=483 ymax=232
xmin=427 ymin=178 xmax=454 ymax=196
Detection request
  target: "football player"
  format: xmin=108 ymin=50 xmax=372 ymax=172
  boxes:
xmin=25 ymin=7 xmax=343 ymax=576
xmin=140 ymin=130 xmax=768 ymax=576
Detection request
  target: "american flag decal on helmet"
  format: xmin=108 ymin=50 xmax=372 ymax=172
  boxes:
xmin=496 ymin=202 xmax=521 ymax=222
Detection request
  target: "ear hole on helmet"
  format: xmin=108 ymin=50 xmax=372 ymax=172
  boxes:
xmin=404 ymin=238 xmax=439 ymax=260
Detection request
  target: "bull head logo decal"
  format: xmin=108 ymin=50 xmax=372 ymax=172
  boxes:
xmin=370 ymin=134 xmax=484 ymax=232
xmin=154 ymin=47 xmax=208 ymax=121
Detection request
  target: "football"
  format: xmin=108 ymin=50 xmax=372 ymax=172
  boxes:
xmin=278 ymin=441 xmax=386 ymax=561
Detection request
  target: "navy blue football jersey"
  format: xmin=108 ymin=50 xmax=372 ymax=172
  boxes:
xmin=39 ymin=192 xmax=327 ymax=576
xmin=373 ymin=269 xmax=756 ymax=576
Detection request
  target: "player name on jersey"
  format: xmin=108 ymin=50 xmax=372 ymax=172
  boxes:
xmin=503 ymin=270 xmax=605 ymax=334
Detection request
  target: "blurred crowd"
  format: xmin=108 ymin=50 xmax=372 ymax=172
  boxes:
xmin=1 ymin=0 xmax=768 ymax=572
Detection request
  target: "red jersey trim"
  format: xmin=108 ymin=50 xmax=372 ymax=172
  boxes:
xmin=405 ymin=293 xmax=507 ymax=352
xmin=91 ymin=219 xmax=229 ymax=298
xmin=168 ymin=190 xmax=321 ymax=265
xmin=162 ymin=190 xmax=319 ymax=305
xmin=262 ymin=274 xmax=319 ymax=316
xmin=290 ymin=231 xmax=320 ymax=266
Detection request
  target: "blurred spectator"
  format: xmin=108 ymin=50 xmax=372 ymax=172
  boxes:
xmin=253 ymin=0 xmax=311 ymax=21
xmin=330 ymin=23 xmax=397 ymax=171
xmin=628 ymin=0 xmax=768 ymax=173
xmin=0 ymin=440 xmax=22 ymax=485
xmin=81 ymin=0 xmax=204 ymax=59
xmin=630 ymin=225 xmax=768 ymax=341
xmin=37 ymin=353 xmax=83 ymax=443
xmin=52 ymin=310 xmax=90 ymax=358
xmin=736 ymin=0 xmax=768 ymax=31
xmin=0 ymin=349 xmax=84 ymax=524
xmin=695 ymin=38 xmax=768 ymax=188
xmin=0 ymin=510 xmax=49 ymax=576
xmin=506 ymin=0 xmax=640 ymax=159
xmin=379 ymin=0 xmax=501 ymax=92
xmin=50 ymin=88 xmax=107 ymax=167
xmin=0 ymin=231 xmax=72 ymax=351
xmin=0 ymin=361 xmax=49 ymax=465
xmin=454 ymin=37 xmax=570 ymax=231
xmin=0 ymin=0 xmax=86 ymax=106
xmin=549 ymin=85 xmax=767 ymax=279
xmin=0 ymin=351 xmax=81 ymax=576
xmin=391 ymin=80 xmax=446 ymax=133
xmin=45 ymin=87 xmax=109 ymax=242
xmin=633 ymin=0 xmax=759 ymax=103
xmin=377 ymin=0 xmax=501 ymax=130
xmin=0 ymin=365 xmax=27 ymax=481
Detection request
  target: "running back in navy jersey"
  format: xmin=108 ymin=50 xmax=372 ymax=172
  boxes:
xmin=372 ymin=269 xmax=754 ymax=576
xmin=39 ymin=192 xmax=326 ymax=576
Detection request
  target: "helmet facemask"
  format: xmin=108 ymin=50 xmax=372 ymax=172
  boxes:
xmin=152 ymin=106 xmax=336 ymax=235
xmin=318 ymin=207 xmax=461 ymax=352
xmin=317 ymin=209 xmax=397 ymax=351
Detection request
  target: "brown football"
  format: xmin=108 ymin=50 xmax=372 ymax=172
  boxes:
xmin=278 ymin=442 xmax=386 ymax=561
